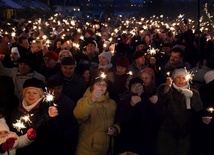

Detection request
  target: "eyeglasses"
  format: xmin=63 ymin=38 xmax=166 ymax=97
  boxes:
xmin=131 ymin=83 xmax=143 ymax=89
xmin=95 ymin=82 xmax=107 ymax=87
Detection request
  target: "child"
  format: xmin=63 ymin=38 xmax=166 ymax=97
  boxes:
xmin=0 ymin=118 xmax=36 ymax=155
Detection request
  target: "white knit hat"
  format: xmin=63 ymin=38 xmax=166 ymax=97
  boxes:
xmin=11 ymin=47 xmax=20 ymax=58
xmin=99 ymin=51 xmax=112 ymax=63
xmin=172 ymin=68 xmax=188 ymax=79
xmin=0 ymin=118 xmax=10 ymax=133
xmin=204 ymin=70 xmax=214 ymax=84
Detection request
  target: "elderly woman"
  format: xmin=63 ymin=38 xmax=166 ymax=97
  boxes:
xmin=157 ymin=68 xmax=203 ymax=155
xmin=9 ymin=78 xmax=58 ymax=155
xmin=73 ymin=72 xmax=119 ymax=155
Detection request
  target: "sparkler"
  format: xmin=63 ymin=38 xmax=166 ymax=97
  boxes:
xmin=147 ymin=46 xmax=159 ymax=55
xmin=207 ymin=107 xmax=214 ymax=113
xmin=127 ymin=71 xmax=133 ymax=76
xmin=95 ymin=72 xmax=107 ymax=80
xmin=43 ymin=87 xmax=54 ymax=102
xmin=13 ymin=114 xmax=33 ymax=133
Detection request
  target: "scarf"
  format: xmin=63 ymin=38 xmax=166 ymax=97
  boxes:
xmin=22 ymin=98 xmax=43 ymax=112
xmin=172 ymin=83 xmax=191 ymax=109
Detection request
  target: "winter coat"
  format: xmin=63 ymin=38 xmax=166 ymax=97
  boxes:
xmin=157 ymin=84 xmax=203 ymax=155
xmin=9 ymin=100 xmax=49 ymax=155
xmin=73 ymin=88 xmax=119 ymax=155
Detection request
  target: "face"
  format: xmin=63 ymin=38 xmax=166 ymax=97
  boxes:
xmin=169 ymin=52 xmax=183 ymax=67
xmin=56 ymin=41 xmax=62 ymax=49
xmin=82 ymin=70 xmax=90 ymax=82
xmin=0 ymin=131 xmax=9 ymax=138
xmin=93 ymin=81 xmax=107 ymax=94
xmin=86 ymin=43 xmax=96 ymax=55
xmin=135 ymin=55 xmax=145 ymax=66
xmin=130 ymin=83 xmax=144 ymax=96
xmin=174 ymin=75 xmax=188 ymax=87
xmin=24 ymin=87 xmax=42 ymax=105
xmin=18 ymin=62 xmax=32 ymax=75
xmin=61 ymin=65 xmax=76 ymax=78
xmin=20 ymin=39 xmax=30 ymax=49
xmin=44 ymin=57 xmax=57 ymax=68
xmin=140 ymin=72 xmax=152 ymax=87
xmin=99 ymin=56 xmax=109 ymax=66
xmin=116 ymin=66 xmax=127 ymax=75
xmin=10 ymin=52 xmax=20 ymax=62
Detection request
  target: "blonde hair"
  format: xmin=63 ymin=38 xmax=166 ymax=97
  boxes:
xmin=23 ymin=87 xmax=44 ymax=98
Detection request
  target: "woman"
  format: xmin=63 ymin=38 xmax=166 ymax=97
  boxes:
xmin=9 ymin=78 xmax=58 ymax=155
xmin=157 ymin=68 xmax=203 ymax=155
xmin=115 ymin=77 xmax=159 ymax=155
xmin=73 ymin=73 xmax=119 ymax=155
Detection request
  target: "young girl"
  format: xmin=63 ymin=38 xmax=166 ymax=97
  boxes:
xmin=0 ymin=118 xmax=36 ymax=155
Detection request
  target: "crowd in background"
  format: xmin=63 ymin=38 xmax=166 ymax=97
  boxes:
xmin=0 ymin=12 xmax=214 ymax=155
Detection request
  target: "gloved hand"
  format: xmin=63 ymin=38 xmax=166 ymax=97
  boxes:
xmin=180 ymin=88 xmax=193 ymax=98
xmin=27 ymin=128 xmax=37 ymax=140
xmin=130 ymin=96 xmax=141 ymax=106
xmin=91 ymin=88 xmax=104 ymax=102
xmin=2 ymin=137 xmax=17 ymax=151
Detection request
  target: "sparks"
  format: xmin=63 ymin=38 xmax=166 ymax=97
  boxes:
xmin=13 ymin=120 xmax=26 ymax=133
xmin=43 ymin=87 xmax=54 ymax=102
xmin=207 ymin=107 xmax=214 ymax=113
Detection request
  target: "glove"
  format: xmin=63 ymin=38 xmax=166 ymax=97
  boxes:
xmin=27 ymin=128 xmax=37 ymax=140
xmin=2 ymin=137 xmax=17 ymax=151
xmin=131 ymin=96 xmax=141 ymax=106
xmin=181 ymin=88 xmax=193 ymax=98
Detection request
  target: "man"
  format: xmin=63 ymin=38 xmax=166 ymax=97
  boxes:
xmin=49 ymin=56 xmax=86 ymax=103
xmin=0 ymin=54 xmax=45 ymax=101
xmin=157 ymin=44 xmax=191 ymax=86
xmin=46 ymin=77 xmax=79 ymax=155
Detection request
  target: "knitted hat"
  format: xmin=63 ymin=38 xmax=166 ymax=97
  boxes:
xmin=116 ymin=56 xmax=129 ymax=68
xmin=0 ymin=118 xmax=9 ymax=133
xmin=141 ymin=67 xmax=155 ymax=82
xmin=204 ymin=70 xmax=214 ymax=84
xmin=128 ymin=77 xmax=144 ymax=90
xmin=61 ymin=56 xmax=76 ymax=65
xmin=11 ymin=47 xmax=20 ymax=58
xmin=23 ymin=78 xmax=45 ymax=91
xmin=172 ymin=68 xmax=188 ymax=79
xmin=44 ymin=51 xmax=59 ymax=61
xmin=99 ymin=51 xmax=112 ymax=63
xmin=132 ymin=51 xmax=145 ymax=61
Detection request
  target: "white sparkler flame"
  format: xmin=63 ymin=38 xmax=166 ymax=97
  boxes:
xmin=13 ymin=120 xmax=26 ymax=132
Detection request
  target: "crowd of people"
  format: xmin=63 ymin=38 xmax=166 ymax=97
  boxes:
xmin=0 ymin=12 xmax=214 ymax=155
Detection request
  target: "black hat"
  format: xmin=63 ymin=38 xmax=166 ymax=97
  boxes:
xmin=132 ymin=51 xmax=145 ymax=61
xmin=23 ymin=78 xmax=45 ymax=91
xmin=75 ymin=64 xmax=90 ymax=76
xmin=128 ymin=77 xmax=144 ymax=90
xmin=47 ymin=77 xmax=63 ymax=88
xmin=85 ymin=39 xmax=97 ymax=48
xmin=18 ymin=55 xmax=35 ymax=69
xmin=61 ymin=57 xmax=76 ymax=65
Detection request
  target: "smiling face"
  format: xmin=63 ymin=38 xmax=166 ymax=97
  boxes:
xmin=23 ymin=87 xmax=43 ymax=105
xmin=173 ymin=75 xmax=188 ymax=87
